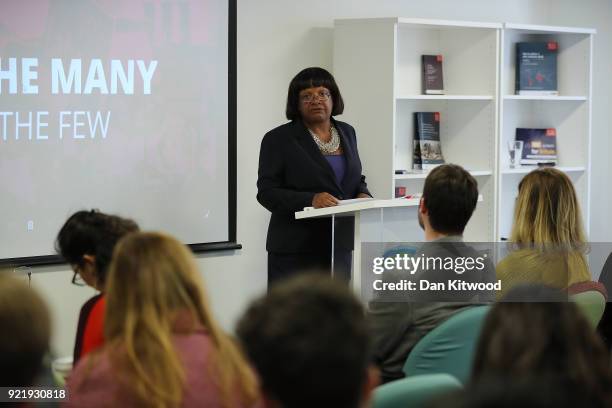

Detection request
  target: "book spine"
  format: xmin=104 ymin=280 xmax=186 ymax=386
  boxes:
xmin=413 ymin=113 xmax=422 ymax=170
xmin=515 ymin=43 xmax=521 ymax=95
xmin=421 ymin=55 xmax=426 ymax=95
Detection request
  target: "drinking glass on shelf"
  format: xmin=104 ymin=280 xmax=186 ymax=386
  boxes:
xmin=507 ymin=140 xmax=523 ymax=169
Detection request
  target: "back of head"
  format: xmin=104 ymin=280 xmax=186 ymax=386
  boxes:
xmin=236 ymin=274 xmax=371 ymax=408
xmin=104 ymin=232 xmax=257 ymax=408
xmin=105 ymin=231 xmax=210 ymax=339
xmin=55 ymin=210 xmax=139 ymax=285
xmin=422 ymin=164 xmax=479 ymax=235
xmin=512 ymin=167 xmax=585 ymax=246
xmin=431 ymin=376 xmax=598 ymax=408
xmin=472 ymin=285 xmax=612 ymax=405
xmin=0 ymin=273 xmax=50 ymax=386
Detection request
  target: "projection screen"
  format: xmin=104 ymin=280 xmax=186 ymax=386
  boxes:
xmin=0 ymin=0 xmax=238 ymax=265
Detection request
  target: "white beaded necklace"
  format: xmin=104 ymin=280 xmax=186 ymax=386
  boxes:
xmin=308 ymin=125 xmax=340 ymax=155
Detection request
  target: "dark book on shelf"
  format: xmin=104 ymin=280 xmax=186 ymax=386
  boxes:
xmin=515 ymin=128 xmax=557 ymax=165
xmin=414 ymin=112 xmax=444 ymax=170
xmin=422 ymin=55 xmax=444 ymax=95
xmin=515 ymin=42 xmax=558 ymax=95
xmin=412 ymin=121 xmax=423 ymax=170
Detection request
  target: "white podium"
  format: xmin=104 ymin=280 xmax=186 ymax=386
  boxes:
xmin=295 ymin=198 xmax=424 ymax=293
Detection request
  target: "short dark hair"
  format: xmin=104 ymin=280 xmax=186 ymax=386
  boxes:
xmin=236 ymin=274 xmax=371 ymax=408
xmin=285 ymin=67 xmax=344 ymax=120
xmin=55 ymin=210 xmax=139 ymax=284
xmin=0 ymin=273 xmax=50 ymax=386
xmin=422 ymin=164 xmax=478 ymax=235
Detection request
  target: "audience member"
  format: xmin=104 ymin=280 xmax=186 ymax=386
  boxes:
xmin=496 ymin=168 xmax=591 ymax=296
xmin=368 ymin=164 xmax=494 ymax=383
xmin=0 ymin=272 xmax=50 ymax=387
xmin=66 ymin=232 xmax=259 ymax=407
xmin=55 ymin=210 xmax=138 ymax=363
xmin=429 ymin=376 xmax=597 ymax=408
xmin=236 ymin=274 xmax=378 ymax=408
xmin=472 ymin=285 xmax=612 ymax=407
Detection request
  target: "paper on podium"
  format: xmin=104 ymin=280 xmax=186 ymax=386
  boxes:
xmin=301 ymin=197 xmax=374 ymax=212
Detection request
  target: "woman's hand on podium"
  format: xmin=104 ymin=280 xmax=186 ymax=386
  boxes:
xmin=312 ymin=192 xmax=339 ymax=208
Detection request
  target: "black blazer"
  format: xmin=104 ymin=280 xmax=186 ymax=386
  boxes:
xmin=257 ymin=118 xmax=370 ymax=253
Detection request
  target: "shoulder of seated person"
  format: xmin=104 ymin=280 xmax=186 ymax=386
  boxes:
xmin=70 ymin=349 xmax=113 ymax=385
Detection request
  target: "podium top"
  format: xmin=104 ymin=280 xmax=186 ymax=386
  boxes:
xmin=295 ymin=195 xmax=483 ymax=219
xmin=295 ymin=198 xmax=420 ymax=220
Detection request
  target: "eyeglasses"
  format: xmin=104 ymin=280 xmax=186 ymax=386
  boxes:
xmin=299 ymin=91 xmax=331 ymax=104
xmin=71 ymin=264 xmax=86 ymax=287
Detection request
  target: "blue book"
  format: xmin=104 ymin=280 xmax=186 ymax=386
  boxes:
xmin=515 ymin=42 xmax=558 ymax=95
xmin=515 ymin=128 xmax=557 ymax=165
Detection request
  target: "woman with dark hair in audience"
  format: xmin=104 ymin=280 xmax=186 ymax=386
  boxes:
xmin=55 ymin=210 xmax=139 ymax=363
xmin=0 ymin=273 xmax=50 ymax=387
xmin=472 ymin=285 xmax=612 ymax=407
xmin=257 ymin=67 xmax=371 ymax=285
xmin=67 ymin=232 xmax=259 ymax=408
xmin=496 ymin=168 xmax=592 ymax=296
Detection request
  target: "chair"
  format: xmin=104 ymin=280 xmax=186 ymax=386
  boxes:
xmin=598 ymin=254 xmax=612 ymax=348
xmin=403 ymin=306 xmax=490 ymax=384
xmin=599 ymin=251 xmax=612 ymax=292
xmin=568 ymin=281 xmax=607 ymax=328
xmin=372 ymin=373 xmax=462 ymax=408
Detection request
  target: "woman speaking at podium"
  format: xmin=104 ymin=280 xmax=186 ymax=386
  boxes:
xmin=257 ymin=67 xmax=371 ymax=286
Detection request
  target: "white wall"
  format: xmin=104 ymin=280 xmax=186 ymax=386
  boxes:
xmin=29 ymin=0 xmax=611 ymax=357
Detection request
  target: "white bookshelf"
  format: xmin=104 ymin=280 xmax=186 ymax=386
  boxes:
xmin=333 ymin=18 xmax=594 ymax=243
xmin=498 ymin=23 xmax=594 ymax=240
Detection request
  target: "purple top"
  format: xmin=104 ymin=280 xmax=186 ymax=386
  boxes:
xmin=325 ymin=154 xmax=346 ymax=184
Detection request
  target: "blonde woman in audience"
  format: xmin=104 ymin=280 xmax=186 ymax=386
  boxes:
xmin=497 ymin=168 xmax=591 ymax=296
xmin=66 ymin=232 xmax=259 ymax=408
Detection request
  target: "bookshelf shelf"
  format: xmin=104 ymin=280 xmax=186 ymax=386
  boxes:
xmin=503 ymin=23 xmax=595 ymax=35
xmin=333 ymin=18 xmax=593 ymax=243
xmin=501 ymin=166 xmax=586 ymax=175
xmin=395 ymin=170 xmax=493 ymax=180
xmin=503 ymin=95 xmax=587 ymax=101
xmin=398 ymin=95 xmax=494 ymax=101
xmin=397 ymin=18 xmax=502 ymax=30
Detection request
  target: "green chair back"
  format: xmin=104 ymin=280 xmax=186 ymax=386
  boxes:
xmin=403 ymin=306 xmax=490 ymax=384
xmin=372 ymin=373 xmax=462 ymax=408
xmin=570 ymin=290 xmax=606 ymax=328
